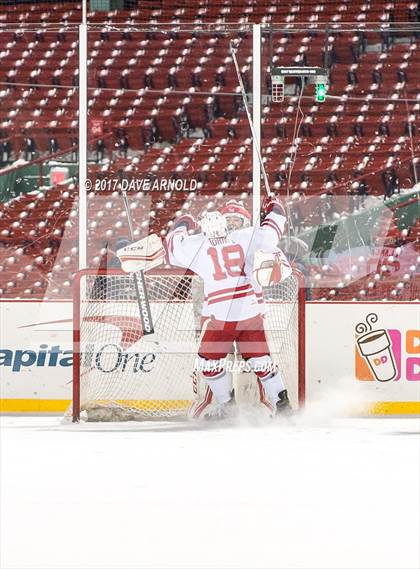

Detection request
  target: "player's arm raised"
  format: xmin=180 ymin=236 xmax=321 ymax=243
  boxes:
xmin=259 ymin=195 xmax=287 ymax=248
xmin=165 ymin=214 xmax=202 ymax=269
xmin=251 ymin=196 xmax=291 ymax=286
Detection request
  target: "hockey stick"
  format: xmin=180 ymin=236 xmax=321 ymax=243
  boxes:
xmin=230 ymin=41 xmax=306 ymax=254
xmin=120 ymin=188 xmax=154 ymax=336
xmin=230 ymin=41 xmax=271 ymax=197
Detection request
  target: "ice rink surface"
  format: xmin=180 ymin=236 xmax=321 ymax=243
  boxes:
xmin=1 ymin=413 xmax=419 ymax=569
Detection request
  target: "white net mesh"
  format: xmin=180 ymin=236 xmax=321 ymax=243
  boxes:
xmin=70 ymin=270 xmax=302 ymax=421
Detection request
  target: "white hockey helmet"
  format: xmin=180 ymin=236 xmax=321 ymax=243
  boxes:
xmin=220 ymin=200 xmax=251 ymax=232
xmin=200 ymin=211 xmax=228 ymax=239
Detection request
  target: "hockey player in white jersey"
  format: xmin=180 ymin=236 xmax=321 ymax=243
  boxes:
xmin=165 ymin=196 xmax=293 ymax=419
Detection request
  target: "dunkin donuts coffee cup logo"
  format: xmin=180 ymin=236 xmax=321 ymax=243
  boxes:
xmin=356 ymin=313 xmax=397 ymax=382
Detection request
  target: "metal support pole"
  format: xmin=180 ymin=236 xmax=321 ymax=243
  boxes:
xmin=78 ymin=3 xmax=87 ymax=270
xmin=252 ymin=24 xmax=262 ymax=225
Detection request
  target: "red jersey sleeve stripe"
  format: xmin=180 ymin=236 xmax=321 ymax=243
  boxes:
xmin=262 ymin=218 xmax=282 ymax=241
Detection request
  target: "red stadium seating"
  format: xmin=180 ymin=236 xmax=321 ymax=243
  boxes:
xmin=0 ymin=1 xmax=419 ymax=298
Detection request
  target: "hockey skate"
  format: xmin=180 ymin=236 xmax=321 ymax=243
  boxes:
xmin=275 ymin=389 xmax=294 ymax=417
xmin=205 ymin=391 xmax=237 ymax=421
xmin=189 ymin=389 xmax=237 ymax=421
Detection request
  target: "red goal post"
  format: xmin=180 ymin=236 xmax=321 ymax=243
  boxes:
xmin=71 ymin=268 xmax=305 ymax=422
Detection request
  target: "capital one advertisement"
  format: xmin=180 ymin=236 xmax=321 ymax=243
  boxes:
xmin=0 ymin=300 xmax=419 ymax=414
xmin=0 ymin=301 xmax=73 ymax=411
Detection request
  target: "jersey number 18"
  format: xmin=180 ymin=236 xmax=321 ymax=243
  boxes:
xmin=207 ymin=244 xmax=245 ymax=281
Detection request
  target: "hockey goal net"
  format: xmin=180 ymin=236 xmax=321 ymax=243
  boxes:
xmin=70 ymin=269 xmax=305 ymax=422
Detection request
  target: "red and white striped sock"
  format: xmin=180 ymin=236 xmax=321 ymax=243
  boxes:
xmin=257 ymin=370 xmax=286 ymax=404
xmin=204 ymin=369 xmax=232 ymax=404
